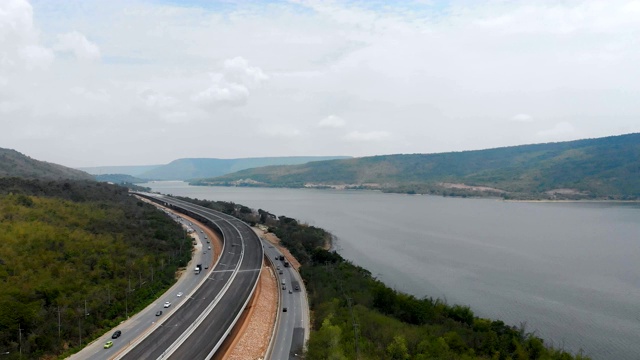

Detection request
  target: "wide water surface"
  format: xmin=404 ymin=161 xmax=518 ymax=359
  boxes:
xmin=144 ymin=182 xmax=640 ymax=359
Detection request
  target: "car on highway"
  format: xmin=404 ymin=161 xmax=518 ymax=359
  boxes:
xmin=164 ymin=301 xmax=171 ymax=308
xmin=205 ymin=265 xmax=209 ymax=269
xmin=177 ymin=292 xmax=183 ymax=297
xmin=155 ymin=311 xmax=163 ymax=316
xmin=208 ymin=246 xmax=211 ymax=250
xmin=111 ymin=330 xmax=121 ymax=339
xmin=283 ymin=307 xmax=288 ymax=312
xmin=279 ymin=270 xmax=283 ymax=274
xmin=295 ymin=285 xmax=300 ymax=291
xmin=289 ymin=289 xmax=292 ymax=294
xmin=104 ymin=341 xmax=114 ymax=349
xmin=282 ymin=285 xmax=286 ymax=290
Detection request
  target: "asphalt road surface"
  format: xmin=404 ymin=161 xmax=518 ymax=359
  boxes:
xmin=263 ymin=243 xmax=309 ymax=360
xmin=70 ymin=210 xmax=215 ymax=360
xmin=117 ymin=194 xmax=263 ymax=360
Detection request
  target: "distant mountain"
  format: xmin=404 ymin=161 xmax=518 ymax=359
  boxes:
xmin=78 ymin=165 xmax=162 ymax=176
xmin=0 ymin=148 xmax=94 ymax=181
xmin=195 ymin=133 xmax=640 ymax=200
xmin=95 ymin=174 xmax=147 ymax=184
xmin=137 ymin=156 xmax=351 ymax=181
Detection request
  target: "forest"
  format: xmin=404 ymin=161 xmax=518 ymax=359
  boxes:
xmin=175 ymin=196 xmax=590 ymax=360
xmin=0 ymin=178 xmax=191 ymax=359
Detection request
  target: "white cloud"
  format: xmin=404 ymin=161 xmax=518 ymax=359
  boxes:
xmin=0 ymin=0 xmax=34 ymax=42
xmin=537 ymin=122 xmax=577 ymax=139
xmin=223 ymin=56 xmax=268 ymax=86
xmin=345 ymin=130 xmax=391 ymax=141
xmin=192 ymin=82 xmax=250 ymax=107
xmin=0 ymin=0 xmax=54 ymax=70
xmin=0 ymin=100 xmax=22 ymax=113
xmin=71 ymin=87 xmax=110 ymax=103
xmin=139 ymin=89 xmax=177 ymax=109
xmin=2 ymin=1 xmax=640 ymax=166
xmin=318 ymin=114 xmax=346 ymax=128
xmin=511 ymin=113 xmax=533 ymax=122
xmin=54 ymin=31 xmax=100 ymax=61
xmin=262 ymin=127 xmax=302 ymax=138
xmin=18 ymin=44 xmax=54 ymax=69
xmin=193 ymin=57 xmax=267 ymax=110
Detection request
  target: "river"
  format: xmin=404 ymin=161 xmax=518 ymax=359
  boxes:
xmin=143 ymin=182 xmax=640 ymax=359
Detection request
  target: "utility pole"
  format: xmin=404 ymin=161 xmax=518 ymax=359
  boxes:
xmin=57 ymin=307 xmax=61 ymax=340
xmin=346 ymin=297 xmax=360 ymax=360
xmin=78 ymin=317 xmax=81 ymax=346
xmin=125 ymin=289 xmax=128 ymax=319
xmin=85 ymin=299 xmax=88 ymax=317
xmin=151 ymin=266 xmax=154 ymax=283
xmin=107 ymin=286 xmax=111 ymax=306
xmin=18 ymin=324 xmax=22 ymax=359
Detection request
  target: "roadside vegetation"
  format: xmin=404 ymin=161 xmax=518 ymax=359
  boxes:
xmin=0 ymin=178 xmax=191 ymax=359
xmin=176 ymin=196 xmax=590 ymax=360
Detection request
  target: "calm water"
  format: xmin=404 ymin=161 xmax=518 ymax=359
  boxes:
xmin=144 ymin=182 xmax=640 ymax=359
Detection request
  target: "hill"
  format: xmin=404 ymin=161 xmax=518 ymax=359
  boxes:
xmin=78 ymin=164 xmax=161 ymax=176
xmin=194 ymin=133 xmax=640 ymax=200
xmin=0 ymin=178 xmax=190 ymax=358
xmin=95 ymin=173 xmax=147 ymax=184
xmin=0 ymin=148 xmax=94 ymax=181
xmin=138 ymin=156 xmax=351 ymax=181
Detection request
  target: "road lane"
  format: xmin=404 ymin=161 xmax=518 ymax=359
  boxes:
xmin=117 ymin=194 xmax=262 ymax=360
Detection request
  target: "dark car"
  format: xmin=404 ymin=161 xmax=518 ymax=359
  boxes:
xmin=294 ymin=285 xmax=300 ymax=291
xmin=283 ymin=307 xmax=288 ymax=312
xmin=155 ymin=311 xmax=163 ymax=316
xmin=111 ymin=330 xmax=121 ymax=339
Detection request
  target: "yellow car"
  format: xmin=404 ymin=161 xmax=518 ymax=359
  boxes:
xmin=104 ymin=341 xmax=114 ymax=349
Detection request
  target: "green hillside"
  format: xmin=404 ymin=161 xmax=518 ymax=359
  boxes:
xmin=139 ymin=156 xmax=351 ymax=181
xmin=78 ymin=164 xmax=161 ymax=176
xmin=95 ymin=173 xmax=147 ymax=184
xmin=0 ymin=178 xmax=191 ymax=359
xmin=195 ymin=133 xmax=640 ymax=200
xmin=0 ymin=148 xmax=94 ymax=181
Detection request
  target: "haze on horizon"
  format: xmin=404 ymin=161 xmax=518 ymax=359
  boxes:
xmin=2 ymin=0 xmax=639 ymax=168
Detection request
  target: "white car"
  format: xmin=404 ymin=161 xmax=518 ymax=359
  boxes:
xmin=164 ymin=301 xmax=171 ymax=308
xmin=177 ymin=292 xmax=183 ymax=297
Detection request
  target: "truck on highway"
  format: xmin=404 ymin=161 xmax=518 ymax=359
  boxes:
xmin=195 ymin=264 xmax=202 ymax=274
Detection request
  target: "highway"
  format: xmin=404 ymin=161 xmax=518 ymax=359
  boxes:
xmin=69 ymin=212 xmax=215 ymax=360
xmin=117 ymin=194 xmax=263 ymax=360
xmin=263 ymin=242 xmax=309 ymax=359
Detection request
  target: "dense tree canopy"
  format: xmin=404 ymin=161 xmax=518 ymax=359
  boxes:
xmin=0 ymin=179 xmax=190 ymax=359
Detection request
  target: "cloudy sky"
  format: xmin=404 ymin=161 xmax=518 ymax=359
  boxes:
xmin=1 ymin=0 xmax=639 ymax=167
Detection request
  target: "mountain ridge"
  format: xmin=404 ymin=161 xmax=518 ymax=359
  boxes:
xmin=0 ymin=148 xmax=94 ymax=181
xmin=136 ymin=156 xmax=352 ymax=180
xmin=193 ymin=133 xmax=640 ymax=200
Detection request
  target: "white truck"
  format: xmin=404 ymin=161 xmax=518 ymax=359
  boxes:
xmin=195 ymin=264 xmax=202 ymax=274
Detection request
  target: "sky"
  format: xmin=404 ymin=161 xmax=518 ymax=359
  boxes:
xmin=1 ymin=0 xmax=639 ymax=167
